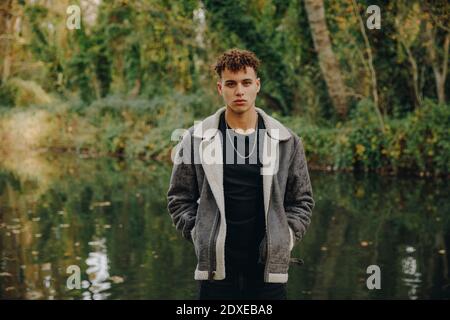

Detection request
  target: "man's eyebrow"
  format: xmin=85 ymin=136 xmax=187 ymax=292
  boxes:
xmin=224 ymin=79 xmax=253 ymax=83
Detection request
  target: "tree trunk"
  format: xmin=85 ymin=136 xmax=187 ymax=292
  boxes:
xmin=0 ymin=0 xmax=14 ymax=84
xmin=424 ymin=21 xmax=449 ymax=105
xmin=352 ymin=0 xmax=385 ymax=132
xmin=402 ymin=43 xmax=422 ymax=108
xmin=304 ymin=0 xmax=348 ymax=117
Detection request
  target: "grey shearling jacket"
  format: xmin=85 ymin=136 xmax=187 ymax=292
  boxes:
xmin=167 ymin=107 xmax=315 ymax=283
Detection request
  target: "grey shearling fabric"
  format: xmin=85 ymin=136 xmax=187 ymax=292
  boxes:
xmin=167 ymin=107 xmax=315 ymax=283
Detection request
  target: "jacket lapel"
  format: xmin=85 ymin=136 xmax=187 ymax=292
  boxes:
xmin=193 ymin=106 xmax=291 ymax=219
xmin=199 ymin=136 xmax=225 ymax=216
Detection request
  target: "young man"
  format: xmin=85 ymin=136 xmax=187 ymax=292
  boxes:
xmin=167 ymin=48 xmax=315 ymax=300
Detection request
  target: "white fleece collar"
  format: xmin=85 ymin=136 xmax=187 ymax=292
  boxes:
xmin=193 ymin=106 xmax=292 ymax=141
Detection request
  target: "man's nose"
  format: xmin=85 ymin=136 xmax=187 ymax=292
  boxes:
xmin=235 ymin=83 xmax=244 ymax=96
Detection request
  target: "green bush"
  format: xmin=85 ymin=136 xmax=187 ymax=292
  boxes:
xmin=1 ymin=93 xmax=447 ymax=176
xmin=0 ymin=83 xmax=18 ymax=108
xmin=401 ymin=99 xmax=450 ymax=175
xmin=282 ymin=99 xmax=449 ymax=176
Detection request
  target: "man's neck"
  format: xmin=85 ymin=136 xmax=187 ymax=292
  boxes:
xmin=225 ymin=106 xmax=258 ymax=133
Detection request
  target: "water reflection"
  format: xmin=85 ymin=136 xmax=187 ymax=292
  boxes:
xmin=0 ymin=154 xmax=449 ymax=299
xmin=400 ymin=246 xmax=420 ymax=300
xmin=83 ymin=238 xmax=111 ymax=300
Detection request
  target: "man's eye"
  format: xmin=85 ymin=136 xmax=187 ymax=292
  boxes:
xmin=226 ymin=83 xmax=235 ymax=87
xmin=243 ymin=82 xmax=252 ymax=86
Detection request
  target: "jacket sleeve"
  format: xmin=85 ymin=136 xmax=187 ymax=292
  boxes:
xmin=167 ymin=132 xmax=199 ymax=242
xmin=284 ymin=137 xmax=315 ymax=247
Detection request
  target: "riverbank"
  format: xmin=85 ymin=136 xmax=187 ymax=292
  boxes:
xmin=0 ymin=96 xmax=448 ymax=178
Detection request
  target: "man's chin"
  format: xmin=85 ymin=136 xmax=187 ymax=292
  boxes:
xmin=228 ymin=104 xmax=252 ymax=114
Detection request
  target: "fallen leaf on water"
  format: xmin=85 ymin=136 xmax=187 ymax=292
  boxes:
xmin=360 ymin=241 xmax=369 ymax=247
xmin=320 ymin=246 xmax=328 ymax=251
xmin=109 ymin=276 xmax=124 ymax=284
xmin=2 ymin=256 xmax=15 ymax=261
xmin=406 ymin=246 xmax=416 ymax=253
xmin=26 ymin=290 xmax=43 ymax=300
xmin=438 ymin=250 xmax=446 ymax=255
xmin=301 ymin=290 xmax=312 ymax=295
xmin=0 ymin=272 xmax=12 ymax=277
xmin=41 ymin=263 xmax=51 ymax=271
xmin=88 ymin=240 xmax=105 ymax=246
xmin=90 ymin=201 xmax=111 ymax=209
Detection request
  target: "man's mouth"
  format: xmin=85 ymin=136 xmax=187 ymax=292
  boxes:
xmin=234 ymin=99 xmax=246 ymax=104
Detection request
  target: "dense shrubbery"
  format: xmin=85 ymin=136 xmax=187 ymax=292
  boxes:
xmin=1 ymin=95 xmax=448 ymax=176
xmin=282 ymin=99 xmax=449 ymax=176
xmin=0 ymin=92 xmax=218 ymax=161
xmin=0 ymin=1 xmax=447 ymax=177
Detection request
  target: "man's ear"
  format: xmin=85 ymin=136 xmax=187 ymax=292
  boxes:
xmin=217 ymin=81 xmax=223 ymax=95
xmin=256 ymin=77 xmax=261 ymax=93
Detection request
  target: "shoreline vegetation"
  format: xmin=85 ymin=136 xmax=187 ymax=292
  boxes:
xmin=1 ymin=95 xmax=448 ymax=179
xmin=1 ymin=1 xmax=448 ymax=180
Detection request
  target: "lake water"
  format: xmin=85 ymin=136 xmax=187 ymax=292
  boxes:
xmin=0 ymin=154 xmax=449 ymax=299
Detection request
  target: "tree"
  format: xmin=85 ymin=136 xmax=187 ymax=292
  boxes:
xmin=422 ymin=1 xmax=449 ymax=104
xmin=203 ymin=0 xmax=295 ymax=115
xmin=304 ymin=0 xmax=348 ymax=117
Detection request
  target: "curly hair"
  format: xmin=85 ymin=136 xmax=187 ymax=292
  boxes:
xmin=213 ymin=48 xmax=261 ymax=78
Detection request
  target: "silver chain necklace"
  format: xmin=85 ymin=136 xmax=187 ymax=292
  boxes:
xmin=225 ymin=116 xmax=258 ymax=160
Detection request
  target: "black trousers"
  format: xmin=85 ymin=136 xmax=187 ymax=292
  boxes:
xmin=198 ymin=263 xmax=287 ymax=300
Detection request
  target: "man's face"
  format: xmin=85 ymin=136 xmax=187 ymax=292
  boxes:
xmin=217 ymin=66 xmax=260 ymax=114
